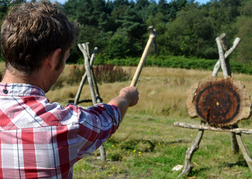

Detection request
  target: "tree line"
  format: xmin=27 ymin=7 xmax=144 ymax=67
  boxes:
xmin=0 ymin=0 xmax=252 ymax=65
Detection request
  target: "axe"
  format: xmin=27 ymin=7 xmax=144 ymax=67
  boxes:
xmin=130 ymin=26 xmax=157 ymax=87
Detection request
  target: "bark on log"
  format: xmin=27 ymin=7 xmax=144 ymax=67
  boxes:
xmin=187 ymin=75 xmax=251 ymax=127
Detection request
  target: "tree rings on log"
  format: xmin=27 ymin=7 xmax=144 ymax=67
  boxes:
xmin=187 ymin=75 xmax=251 ymax=127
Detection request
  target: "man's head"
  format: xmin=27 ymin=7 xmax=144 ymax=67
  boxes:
xmin=1 ymin=2 xmax=76 ymax=75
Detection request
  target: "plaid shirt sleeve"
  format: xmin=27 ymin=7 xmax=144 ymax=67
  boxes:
xmin=0 ymin=87 xmax=122 ymax=179
xmin=69 ymin=103 xmax=121 ymax=159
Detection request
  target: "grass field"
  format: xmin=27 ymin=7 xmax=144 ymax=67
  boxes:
xmin=44 ymin=65 xmax=252 ymax=178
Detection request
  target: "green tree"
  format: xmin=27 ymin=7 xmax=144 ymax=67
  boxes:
xmin=67 ymin=25 xmax=105 ymax=64
xmin=0 ymin=0 xmax=11 ymax=60
xmin=104 ymin=34 xmax=131 ymax=60
xmin=61 ymin=0 xmax=246 ymax=62
xmin=233 ymin=0 xmax=252 ymax=63
xmin=208 ymin=0 xmax=241 ymax=38
xmin=112 ymin=0 xmax=130 ymax=9
xmin=92 ymin=0 xmax=106 ymax=26
xmin=0 ymin=0 xmax=9 ymax=20
xmin=164 ymin=2 xmax=217 ymax=58
xmin=118 ymin=6 xmax=146 ymax=40
xmin=63 ymin=0 xmax=94 ymax=26
xmin=234 ymin=16 xmax=252 ymax=64
xmin=134 ymin=0 xmax=151 ymax=21
xmin=157 ymin=0 xmax=187 ymax=22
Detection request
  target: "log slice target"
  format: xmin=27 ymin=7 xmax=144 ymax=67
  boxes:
xmin=187 ymin=76 xmax=251 ymax=127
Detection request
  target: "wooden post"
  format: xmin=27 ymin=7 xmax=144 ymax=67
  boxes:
xmin=179 ymin=121 xmax=205 ymax=177
xmin=78 ymin=43 xmax=106 ymax=161
xmin=89 ymin=49 xmax=102 ymax=103
xmin=220 ymin=33 xmax=231 ymax=76
xmin=236 ymin=133 xmax=252 ymax=171
xmin=74 ymin=45 xmax=98 ymax=105
xmin=215 ymin=37 xmax=228 ymax=78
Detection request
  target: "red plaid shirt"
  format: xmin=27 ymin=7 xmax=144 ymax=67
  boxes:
xmin=0 ymin=83 xmax=121 ymax=179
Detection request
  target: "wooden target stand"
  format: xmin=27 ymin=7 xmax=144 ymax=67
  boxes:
xmin=174 ymin=34 xmax=252 ymax=177
xmin=67 ymin=42 xmax=107 ymax=162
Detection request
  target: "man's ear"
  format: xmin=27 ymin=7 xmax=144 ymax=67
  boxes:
xmin=47 ymin=48 xmax=62 ymax=70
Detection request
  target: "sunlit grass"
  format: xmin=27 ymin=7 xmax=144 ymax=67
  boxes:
xmin=1 ymin=63 xmax=249 ymax=179
xmin=44 ymin=65 xmax=252 ymax=178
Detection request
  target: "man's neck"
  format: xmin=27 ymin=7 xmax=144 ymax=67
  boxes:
xmin=2 ymin=69 xmax=28 ymax=83
xmin=1 ymin=68 xmax=48 ymax=92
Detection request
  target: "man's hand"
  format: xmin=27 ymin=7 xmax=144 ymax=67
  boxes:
xmin=118 ymin=86 xmax=139 ymax=107
xmin=108 ymin=86 xmax=139 ymax=119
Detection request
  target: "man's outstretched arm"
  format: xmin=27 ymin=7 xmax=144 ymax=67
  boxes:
xmin=108 ymin=86 xmax=139 ymax=119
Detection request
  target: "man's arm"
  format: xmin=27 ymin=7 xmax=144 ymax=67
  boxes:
xmin=108 ymin=86 xmax=139 ymax=119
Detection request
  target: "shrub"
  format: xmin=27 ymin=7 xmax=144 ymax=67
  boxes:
xmin=93 ymin=64 xmax=131 ymax=83
xmin=66 ymin=66 xmax=85 ymax=85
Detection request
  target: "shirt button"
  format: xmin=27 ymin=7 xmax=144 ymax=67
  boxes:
xmin=3 ymin=89 xmax=8 ymax=94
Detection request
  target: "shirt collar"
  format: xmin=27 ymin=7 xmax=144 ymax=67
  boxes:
xmin=0 ymin=83 xmax=45 ymax=96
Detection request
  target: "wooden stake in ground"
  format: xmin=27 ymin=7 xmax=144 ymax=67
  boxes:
xmin=77 ymin=43 xmax=106 ymax=161
xmin=74 ymin=44 xmax=98 ymax=105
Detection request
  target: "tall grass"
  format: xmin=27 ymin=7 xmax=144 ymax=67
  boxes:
xmin=50 ymin=64 xmax=130 ymax=91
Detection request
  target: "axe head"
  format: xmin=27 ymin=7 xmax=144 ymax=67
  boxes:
xmin=149 ymin=26 xmax=158 ymax=54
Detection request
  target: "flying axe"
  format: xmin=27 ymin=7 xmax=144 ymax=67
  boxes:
xmin=130 ymin=26 xmax=157 ymax=87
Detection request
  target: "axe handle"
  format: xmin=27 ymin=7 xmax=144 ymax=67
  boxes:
xmin=130 ymin=33 xmax=155 ymax=87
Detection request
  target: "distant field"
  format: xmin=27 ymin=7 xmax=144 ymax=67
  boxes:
xmin=2 ymin=63 xmax=252 ymax=178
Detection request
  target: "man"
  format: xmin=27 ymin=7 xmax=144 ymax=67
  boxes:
xmin=0 ymin=2 xmax=139 ymax=179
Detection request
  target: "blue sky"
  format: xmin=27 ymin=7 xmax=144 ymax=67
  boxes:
xmin=196 ymin=0 xmax=210 ymax=4
xmin=55 ymin=0 xmax=210 ymax=5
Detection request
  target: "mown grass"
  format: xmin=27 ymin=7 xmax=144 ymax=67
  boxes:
xmin=11 ymin=63 xmax=251 ymax=178
xmin=71 ymin=113 xmax=252 ymax=179
xmin=45 ymin=64 xmax=252 ymax=179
